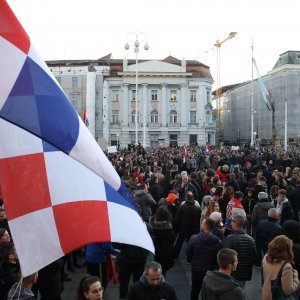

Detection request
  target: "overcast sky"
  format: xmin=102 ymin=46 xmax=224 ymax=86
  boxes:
xmin=8 ymin=0 xmax=300 ymax=88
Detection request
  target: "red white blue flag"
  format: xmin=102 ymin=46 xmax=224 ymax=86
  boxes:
xmin=183 ymin=144 xmax=188 ymax=163
xmin=0 ymin=0 xmax=153 ymax=276
xmin=83 ymin=109 xmax=89 ymax=127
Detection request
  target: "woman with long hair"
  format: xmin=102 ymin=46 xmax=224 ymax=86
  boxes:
xmin=262 ymin=235 xmax=299 ymax=300
xmin=219 ymin=186 xmax=234 ymax=220
xmin=77 ymin=275 xmax=103 ymax=300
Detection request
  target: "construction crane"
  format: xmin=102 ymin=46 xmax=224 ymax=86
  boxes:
xmin=214 ymin=32 xmax=237 ymax=143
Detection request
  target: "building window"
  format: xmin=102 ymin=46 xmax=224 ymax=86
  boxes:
xmin=206 ymin=110 xmax=211 ymax=123
xmin=189 ymin=134 xmax=197 ymax=144
xmin=131 ymin=110 xmax=139 ymax=123
xmin=170 ymin=110 xmax=177 ymax=123
xmin=207 ymin=89 xmax=211 ymax=103
xmin=190 ymin=90 xmax=197 ymax=102
xmin=151 ymin=90 xmax=158 ymax=101
xmin=190 ymin=111 xmax=197 ymax=124
xmin=150 ymin=110 xmax=159 ymax=123
xmin=131 ymin=90 xmax=137 ymax=101
xmin=170 ymin=90 xmax=177 ymax=101
xmin=70 ymin=95 xmax=79 ymax=109
xmin=112 ymin=110 xmax=119 ymax=123
xmin=112 ymin=90 xmax=119 ymax=102
xmin=55 ymin=76 xmax=61 ymax=85
xmin=72 ymin=76 xmax=78 ymax=89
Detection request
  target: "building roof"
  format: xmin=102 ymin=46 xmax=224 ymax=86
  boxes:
xmin=46 ymin=54 xmax=213 ymax=80
xmin=273 ymin=50 xmax=300 ymax=69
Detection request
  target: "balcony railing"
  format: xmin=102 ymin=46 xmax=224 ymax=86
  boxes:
xmin=148 ymin=123 xmax=161 ymax=128
xmin=167 ymin=123 xmax=180 ymax=128
xmin=129 ymin=123 xmax=143 ymax=128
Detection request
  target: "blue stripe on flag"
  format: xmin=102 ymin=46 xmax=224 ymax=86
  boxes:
xmin=0 ymin=56 xmax=79 ymax=153
xmin=105 ymin=182 xmax=140 ymax=213
xmin=42 ymin=141 xmax=59 ymax=152
xmin=118 ymin=181 xmax=140 ymax=213
xmin=104 ymin=182 xmax=132 ymax=209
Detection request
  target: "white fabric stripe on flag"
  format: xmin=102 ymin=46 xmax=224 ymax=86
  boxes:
xmin=107 ymin=202 xmax=154 ymax=253
xmin=70 ymin=116 xmax=121 ymax=191
xmin=0 ymin=119 xmax=43 ymax=159
xmin=44 ymin=151 xmax=107 ymax=206
xmin=9 ymin=207 xmax=64 ymax=277
xmin=0 ymin=36 xmax=27 ymax=110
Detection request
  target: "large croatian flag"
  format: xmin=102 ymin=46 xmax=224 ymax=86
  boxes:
xmin=0 ymin=1 xmax=153 ymax=276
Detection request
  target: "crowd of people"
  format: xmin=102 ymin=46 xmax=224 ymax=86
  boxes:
xmin=1 ymin=143 xmax=300 ymax=299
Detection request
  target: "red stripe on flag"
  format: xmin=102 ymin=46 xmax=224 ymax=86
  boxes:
xmin=53 ymin=201 xmax=111 ymax=254
xmin=0 ymin=153 xmax=51 ymax=220
xmin=0 ymin=1 xmax=31 ymax=54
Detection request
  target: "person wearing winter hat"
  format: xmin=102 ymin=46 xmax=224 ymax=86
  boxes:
xmin=165 ymin=193 xmax=178 ymax=205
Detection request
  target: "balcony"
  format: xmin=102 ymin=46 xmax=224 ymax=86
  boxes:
xmin=148 ymin=123 xmax=161 ymax=128
xmin=110 ymin=122 xmax=121 ymax=128
xmin=129 ymin=123 xmax=143 ymax=128
xmin=188 ymin=123 xmax=199 ymax=128
xmin=167 ymin=123 xmax=180 ymax=128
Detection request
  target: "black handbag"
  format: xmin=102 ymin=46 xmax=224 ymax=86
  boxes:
xmin=270 ymin=262 xmax=298 ymax=300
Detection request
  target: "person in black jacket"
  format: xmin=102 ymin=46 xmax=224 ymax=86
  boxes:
xmin=37 ymin=258 xmax=64 ymax=300
xmin=173 ymin=192 xmax=201 ymax=259
xmin=127 ymin=261 xmax=178 ymax=300
xmin=186 ymin=218 xmax=223 ymax=300
xmin=255 ymin=208 xmax=282 ymax=264
xmin=282 ymin=220 xmax=300 ymax=278
xmin=0 ymin=242 xmax=20 ymax=299
xmin=118 ymin=244 xmax=148 ymax=299
xmin=223 ymin=215 xmax=257 ymax=287
xmin=276 ymin=189 xmax=295 ymax=226
xmin=201 ymin=248 xmax=246 ymax=300
xmin=287 ymin=180 xmax=300 ymax=221
xmin=149 ymin=206 xmax=176 ymax=278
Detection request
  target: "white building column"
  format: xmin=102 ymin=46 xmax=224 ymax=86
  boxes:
xmin=161 ymin=83 xmax=167 ymax=126
xmin=142 ymin=84 xmax=148 ymax=147
xmin=180 ymin=83 xmax=187 ymax=127
xmin=102 ymin=80 xmax=109 ymax=144
xmin=121 ymin=83 xmax=129 ymax=126
xmin=86 ymin=70 xmax=96 ymax=137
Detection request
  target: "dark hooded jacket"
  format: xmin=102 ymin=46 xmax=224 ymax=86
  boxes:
xmin=251 ymin=199 xmax=274 ymax=228
xmin=186 ymin=232 xmax=222 ymax=272
xmin=201 ymin=270 xmax=246 ymax=300
xmin=223 ymin=230 xmax=257 ymax=281
xmin=149 ymin=218 xmax=176 ymax=271
xmin=127 ymin=274 xmax=178 ymax=300
xmin=282 ymin=220 xmax=300 ymax=276
xmin=135 ymin=190 xmax=156 ymax=222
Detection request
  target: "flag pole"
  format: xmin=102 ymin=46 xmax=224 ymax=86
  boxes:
xmin=251 ymin=39 xmax=254 ymax=146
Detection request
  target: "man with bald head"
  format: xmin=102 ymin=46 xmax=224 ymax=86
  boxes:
xmin=255 ymin=208 xmax=282 ymax=259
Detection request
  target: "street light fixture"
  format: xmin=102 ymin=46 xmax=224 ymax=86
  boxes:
xmin=124 ymin=32 xmax=149 ymax=146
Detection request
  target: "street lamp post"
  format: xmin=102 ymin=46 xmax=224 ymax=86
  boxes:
xmin=125 ymin=32 xmax=149 ymax=146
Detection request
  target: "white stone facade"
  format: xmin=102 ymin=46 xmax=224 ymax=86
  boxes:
xmin=47 ymin=56 xmax=216 ymax=149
